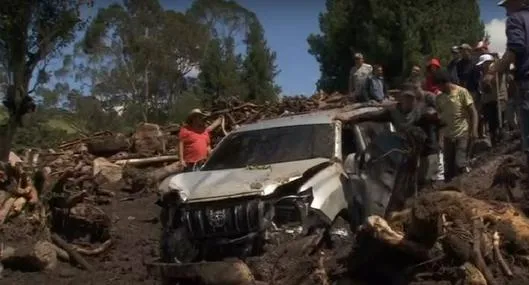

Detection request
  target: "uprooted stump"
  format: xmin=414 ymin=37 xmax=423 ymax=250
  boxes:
xmin=353 ymin=190 xmax=529 ymax=284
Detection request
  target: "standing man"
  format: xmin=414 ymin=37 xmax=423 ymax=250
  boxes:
xmin=456 ymin=44 xmax=474 ymax=88
xmin=478 ymin=54 xmax=508 ymax=146
xmin=335 ymin=86 xmax=442 ymax=188
xmin=364 ymin=65 xmax=388 ymax=102
xmin=407 ymin=65 xmax=423 ymax=89
xmin=447 ymin=46 xmax=461 ymax=84
xmin=348 ymin=52 xmax=373 ymax=102
xmin=179 ymin=109 xmax=224 ymax=172
xmin=484 ymin=0 xmax=529 ymax=165
xmin=424 ymin=58 xmax=442 ymax=94
xmin=433 ymin=70 xmax=479 ymax=182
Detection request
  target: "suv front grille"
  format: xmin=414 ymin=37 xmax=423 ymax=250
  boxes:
xmin=181 ymin=199 xmax=265 ymax=239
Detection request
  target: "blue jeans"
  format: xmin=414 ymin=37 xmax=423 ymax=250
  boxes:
xmin=517 ymin=86 xmax=529 ymax=154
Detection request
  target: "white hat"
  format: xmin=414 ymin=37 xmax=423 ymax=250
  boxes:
xmin=497 ymin=0 xmax=507 ymax=6
xmin=187 ymin=108 xmax=209 ymax=119
xmin=476 ymin=54 xmax=495 ymax=66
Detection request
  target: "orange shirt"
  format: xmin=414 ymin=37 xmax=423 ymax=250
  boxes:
xmin=179 ymin=126 xmax=210 ymax=163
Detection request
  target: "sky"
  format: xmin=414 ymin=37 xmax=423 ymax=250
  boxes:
xmin=66 ymin=0 xmax=511 ymax=96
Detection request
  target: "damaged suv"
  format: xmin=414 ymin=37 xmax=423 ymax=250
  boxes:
xmin=157 ymin=104 xmax=420 ymax=263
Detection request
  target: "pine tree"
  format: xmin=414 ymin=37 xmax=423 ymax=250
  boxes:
xmin=242 ymin=19 xmax=280 ymax=103
xmin=198 ymin=38 xmax=223 ymax=103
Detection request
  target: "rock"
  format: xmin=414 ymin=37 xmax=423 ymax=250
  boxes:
xmin=132 ymin=123 xmax=166 ymax=156
xmin=93 ymin=158 xmax=123 ymax=183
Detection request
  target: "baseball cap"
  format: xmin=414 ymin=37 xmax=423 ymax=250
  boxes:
xmin=451 ymin=45 xmax=460 ymax=53
xmin=497 ymin=0 xmax=507 ymax=6
xmin=354 ymin=53 xmax=364 ymax=59
xmin=476 ymin=54 xmax=495 ymax=66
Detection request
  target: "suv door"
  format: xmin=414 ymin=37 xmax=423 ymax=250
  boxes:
xmin=348 ymin=126 xmax=419 ymax=227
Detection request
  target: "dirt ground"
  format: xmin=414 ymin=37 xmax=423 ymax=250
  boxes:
xmin=2 ymin=136 xmax=529 ymax=285
xmin=1 ymin=192 xmax=162 ymax=285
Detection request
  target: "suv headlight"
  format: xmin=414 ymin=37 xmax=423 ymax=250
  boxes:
xmin=174 ymin=188 xmax=189 ymax=203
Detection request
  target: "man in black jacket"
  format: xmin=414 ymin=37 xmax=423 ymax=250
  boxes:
xmin=447 ymin=46 xmax=461 ymax=84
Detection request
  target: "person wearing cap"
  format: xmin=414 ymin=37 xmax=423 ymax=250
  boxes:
xmin=447 ymin=46 xmax=461 ymax=84
xmin=335 ymin=85 xmax=442 ymax=187
xmin=179 ymin=109 xmax=224 ymax=172
xmin=477 ymin=54 xmax=508 ymax=146
xmin=423 ymin=58 xmax=442 ymax=94
xmin=456 ymin=44 xmax=475 ymax=89
xmin=484 ymin=0 xmax=529 ymax=165
xmin=433 ymin=69 xmax=479 ymax=182
xmin=348 ymin=52 xmax=373 ymax=101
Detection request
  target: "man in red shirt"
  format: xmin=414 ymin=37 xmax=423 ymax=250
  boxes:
xmin=179 ymin=109 xmax=224 ymax=172
xmin=424 ymin=58 xmax=442 ymax=95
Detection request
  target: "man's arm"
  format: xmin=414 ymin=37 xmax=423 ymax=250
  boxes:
xmin=206 ymin=116 xmax=224 ymax=132
xmin=490 ymin=16 xmax=524 ymax=74
xmin=462 ymin=90 xmax=479 ymax=137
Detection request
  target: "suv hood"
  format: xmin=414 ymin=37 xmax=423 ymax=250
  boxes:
xmin=164 ymin=158 xmax=330 ymax=202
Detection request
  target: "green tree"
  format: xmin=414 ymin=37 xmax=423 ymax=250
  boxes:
xmin=242 ymin=19 xmax=280 ymax=103
xmin=198 ymin=36 xmax=245 ymax=106
xmin=308 ymin=0 xmax=484 ymax=93
xmin=81 ymin=0 xmax=208 ymax=125
xmin=0 ymin=0 xmax=90 ymax=160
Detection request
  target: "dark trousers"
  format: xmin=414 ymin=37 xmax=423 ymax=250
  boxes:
xmin=418 ymin=153 xmax=440 ymax=187
xmin=443 ymin=137 xmax=469 ymax=182
xmin=517 ymin=87 xmax=529 ymax=155
xmin=482 ymin=101 xmax=502 ymax=145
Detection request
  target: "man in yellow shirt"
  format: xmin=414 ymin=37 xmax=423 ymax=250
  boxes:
xmin=433 ymin=70 xmax=479 ymax=182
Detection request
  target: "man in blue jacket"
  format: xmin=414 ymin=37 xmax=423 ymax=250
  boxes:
xmin=485 ymin=0 xmax=529 ymax=165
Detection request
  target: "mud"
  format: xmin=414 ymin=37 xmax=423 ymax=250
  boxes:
xmin=1 ymin=137 xmax=529 ymax=284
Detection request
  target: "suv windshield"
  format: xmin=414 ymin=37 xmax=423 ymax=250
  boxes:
xmin=202 ymin=124 xmax=335 ymax=171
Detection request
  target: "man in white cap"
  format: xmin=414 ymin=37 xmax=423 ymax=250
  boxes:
xmin=477 ymin=54 xmax=508 ymax=146
xmin=178 ymin=109 xmax=224 ymax=172
xmin=485 ymin=0 xmax=529 ymax=165
xmin=348 ymin=52 xmax=373 ymax=101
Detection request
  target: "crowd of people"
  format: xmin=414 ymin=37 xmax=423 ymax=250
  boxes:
xmin=346 ymin=38 xmax=520 ymax=187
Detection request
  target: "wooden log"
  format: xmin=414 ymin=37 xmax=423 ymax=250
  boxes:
xmin=86 ymin=135 xmax=130 ymax=157
xmin=147 ymin=259 xmax=256 ymax=285
xmin=114 ymin=155 xmax=179 ymax=166
xmin=148 ymin=162 xmax=184 ymax=183
xmin=0 ymin=196 xmax=16 ymax=224
xmin=71 ymin=239 xmax=112 ymax=256
xmin=51 ymin=233 xmax=93 ymax=271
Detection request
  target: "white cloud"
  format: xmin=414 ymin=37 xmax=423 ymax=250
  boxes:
xmin=485 ymin=18 xmax=507 ymax=56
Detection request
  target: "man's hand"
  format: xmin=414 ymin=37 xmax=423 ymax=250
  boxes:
xmin=180 ymin=160 xmax=187 ymax=168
